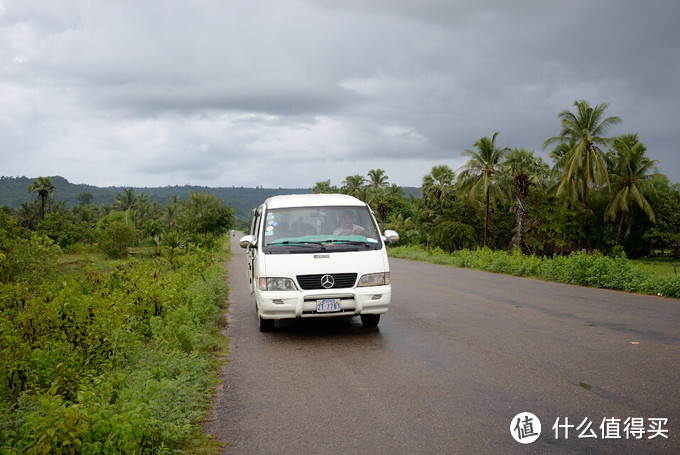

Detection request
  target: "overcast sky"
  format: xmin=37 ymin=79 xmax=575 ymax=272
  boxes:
xmin=1 ymin=0 xmax=679 ymax=189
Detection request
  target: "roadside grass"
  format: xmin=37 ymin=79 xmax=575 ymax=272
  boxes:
xmin=57 ymin=252 xmax=113 ymax=274
xmin=388 ymin=245 xmax=680 ymax=299
xmin=1 ymin=236 xmax=231 ymax=454
xmin=631 ymin=257 xmax=679 ymax=276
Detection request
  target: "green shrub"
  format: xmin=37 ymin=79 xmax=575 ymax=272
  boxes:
xmin=389 ymin=244 xmax=680 ymax=299
xmin=0 ymin=235 xmax=230 ymax=454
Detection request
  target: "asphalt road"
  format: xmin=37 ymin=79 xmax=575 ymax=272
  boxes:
xmin=205 ymin=235 xmax=680 ymax=454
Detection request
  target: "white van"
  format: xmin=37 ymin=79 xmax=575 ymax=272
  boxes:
xmin=239 ymin=194 xmax=399 ymax=331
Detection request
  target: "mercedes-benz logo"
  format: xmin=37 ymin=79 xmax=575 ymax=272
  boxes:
xmin=320 ymin=274 xmax=334 ymax=289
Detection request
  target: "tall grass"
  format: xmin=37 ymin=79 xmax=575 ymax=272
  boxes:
xmin=389 ymin=245 xmax=680 ymax=298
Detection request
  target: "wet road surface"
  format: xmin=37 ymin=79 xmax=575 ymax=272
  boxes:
xmin=205 ymin=236 xmax=680 ymax=454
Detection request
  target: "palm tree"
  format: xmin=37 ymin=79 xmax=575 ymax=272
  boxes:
xmin=17 ymin=202 xmax=37 ymax=229
xmin=368 ymin=187 xmax=389 ymax=231
xmin=605 ymin=134 xmax=659 ymax=245
xmin=114 ymin=188 xmax=137 ymax=225
xmin=501 ymin=149 xmax=549 ymax=252
xmin=312 ymin=180 xmax=337 ymax=194
xmin=342 ymin=175 xmax=366 ymax=197
xmin=133 ymin=193 xmax=150 ymax=228
xmin=548 ymin=140 xmax=580 ymax=202
xmin=421 ymin=165 xmax=455 ymax=219
xmin=458 ymin=132 xmax=508 ymax=247
xmin=543 ymin=100 xmax=622 ymax=247
xmin=387 ymin=212 xmax=415 ymax=233
xmin=367 ymin=168 xmax=389 ymax=189
xmin=27 ymin=176 xmax=56 ymax=220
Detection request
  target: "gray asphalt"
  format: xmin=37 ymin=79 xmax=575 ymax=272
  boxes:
xmin=204 ymin=235 xmax=680 ymax=454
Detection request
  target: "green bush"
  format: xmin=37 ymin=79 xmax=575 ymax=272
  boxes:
xmin=98 ymin=222 xmax=140 ymax=259
xmin=389 ymin=245 xmax=680 ymax=299
xmin=0 ymin=235 xmax=230 ymax=454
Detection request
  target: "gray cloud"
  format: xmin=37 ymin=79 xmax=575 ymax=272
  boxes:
xmin=1 ymin=0 xmax=678 ymax=189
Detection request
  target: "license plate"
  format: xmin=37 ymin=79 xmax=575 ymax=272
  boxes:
xmin=316 ymin=298 xmax=341 ymax=313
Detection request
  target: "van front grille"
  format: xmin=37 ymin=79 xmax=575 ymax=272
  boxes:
xmin=296 ymin=273 xmax=358 ymax=290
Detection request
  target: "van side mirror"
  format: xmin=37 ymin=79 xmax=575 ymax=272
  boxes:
xmin=239 ymin=235 xmax=257 ymax=249
xmin=383 ymin=230 xmax=400 ymax=244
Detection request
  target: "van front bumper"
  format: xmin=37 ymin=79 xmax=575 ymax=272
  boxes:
xmin=256 ymin=285 xmax=391 ymax=320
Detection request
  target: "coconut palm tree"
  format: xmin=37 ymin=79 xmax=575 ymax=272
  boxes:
xmin=368 ymin=187 xmax=389 ymax=231
xmin=501 ymin=149 xmax=549 ymax=252
xmin=312 ymin=179 xmax=338 ymax=194
xmin=114 ymin=188 xmax=137 ymax=225
xmin=605 ymin=134 xmax=659 ymax=245
xmin=367 ymin=168 xmax=389 ymax=189
xmin=133 ymin=193 xmax=151 ymax=228
xmin=17 ymin=202 xmax=37 ymax=229
xmin=421 ymin=165 xmax=455 ymax=219
xmin=543 ymin=100 xmax=622 ymax=247
xmin=458 ymin=132 xmax=508 ymax=247
xmin=27 ymin=176 xmax=56 ymax=220
xmin=342 ymin=175 xmax=366 ymax=198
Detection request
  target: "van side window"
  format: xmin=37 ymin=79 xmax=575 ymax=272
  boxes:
xmin=251 ymin=208 xmax=262 ymax=241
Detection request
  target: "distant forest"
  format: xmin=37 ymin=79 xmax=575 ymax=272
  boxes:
xmin=0 ymin=176 xmax=420 ymax=219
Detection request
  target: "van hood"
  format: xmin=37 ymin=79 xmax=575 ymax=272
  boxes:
xmin=262 ymin=250 xmax=388 ymax=278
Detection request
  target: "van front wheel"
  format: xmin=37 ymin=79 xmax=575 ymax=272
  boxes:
xmin=259 ymin=316 xmax=275 ymax=332
xmin=360 ymin=314 xmax=380 ymax=327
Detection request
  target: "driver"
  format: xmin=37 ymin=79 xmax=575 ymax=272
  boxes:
xmin=333 ymin=210 xmax=368 ymax=236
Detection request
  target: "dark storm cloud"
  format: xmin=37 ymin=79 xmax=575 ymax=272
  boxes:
xmin=1 ymin=0 xmax=678 ymax=187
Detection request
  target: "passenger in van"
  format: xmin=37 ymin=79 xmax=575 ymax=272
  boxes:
xmin=333 ymin=211 xmax=368 ymax=236
xmin=291 ymin=216 xmax=314 ymax=236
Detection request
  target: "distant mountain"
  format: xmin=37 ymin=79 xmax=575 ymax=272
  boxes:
xmin=0 ymin=176 xmax=421 ymax=219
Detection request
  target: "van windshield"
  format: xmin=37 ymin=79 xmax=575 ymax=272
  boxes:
xmin=262 ymin=205 xmax=382 ymax=253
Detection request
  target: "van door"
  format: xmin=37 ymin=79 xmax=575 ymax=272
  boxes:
xmin=245 ymin=206 xmax=262 ymax=295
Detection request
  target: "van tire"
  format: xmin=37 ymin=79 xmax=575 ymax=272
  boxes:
xmin=259 ymin=316 xmax=275 ymax=332
xmin=360 ymin=314 xmax=380 ymax=327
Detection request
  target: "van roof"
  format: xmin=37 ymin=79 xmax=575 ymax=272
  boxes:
xmin=264 ymin=193 xmax=366 ymax=209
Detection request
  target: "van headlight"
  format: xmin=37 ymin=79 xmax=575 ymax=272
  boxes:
xmin=357 ymin=272 xmax=390 ymax=287
xmin=258 ymin=277 xmax=297 ymax=291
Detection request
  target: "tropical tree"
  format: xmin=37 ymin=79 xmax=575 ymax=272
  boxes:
xmin=458 ymin=132 xmax=508 ymax=247
xmin=644 ymin=179 xmax=680 ymax=256
xmin=165 ymin=202 xmax=179 ymax=229
xmin=355 ymin=187 xmax=370 ymax=203
xmin=604 ymin=134 xmax=658 ymax=245
xmin=132 ymin=193 xmax=151 ymax=228
xmin=367 ymin=168 xmax=389 ymax=189
xmin=543 ymin=100 xmax=622 ymax=247
xmin=27 ymin=176 xmax=56 ymax=220
xmin=157 ymin=230 xmax=191 ymax=266
xmin=16 ymin=202 xmax=37 ymax=229
xmin=114 ymin=188 xmax=138 ymax=225
xmin=311 ymin=180 xmax=338 ymax=194
xmin=368 ymin=187 xmax=389 ymax=231
xmin=501 ymin=149 xmax=550 ymax=252
xmin=421 ymin=165 xmax=455 ymax=219
xmin=341 ymin=175 xmax=366 ymax=197
xmin=76 ymin=192 xmax=94 ymax=206
xmin=178 ymin=190 xmax=234 ymax=245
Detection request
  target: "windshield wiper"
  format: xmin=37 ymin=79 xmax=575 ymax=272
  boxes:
xmin=269 ymin=240 xmax=327 ymax=246
xmin=269 ymin=239 xmax=372 ymax=248
xmin=324 ymin=239 xmax=369 ymax=245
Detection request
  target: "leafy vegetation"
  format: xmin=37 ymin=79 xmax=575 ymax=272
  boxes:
xmin=303 ymin=101 xmax=679 ymax=294
xmin=0 ymin=176 xmax=318 ymax=220
xmin=300 ymin=100 xmax=679 ymax=266
xmin=389 ymin=246 xmax=680 ymax=298
xmin=0 ymin=186 xmax=233 ymax=454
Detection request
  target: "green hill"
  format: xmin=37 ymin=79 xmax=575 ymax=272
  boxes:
xmin=0 ymin=176 xmax=309 ymax=219
xmin=0 ymin=176 xmax=421 ymax=219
